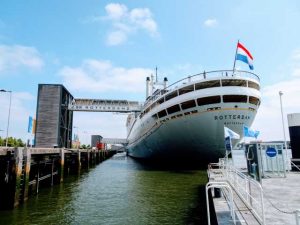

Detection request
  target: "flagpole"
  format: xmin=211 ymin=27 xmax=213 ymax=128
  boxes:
xmin=232 ymin=40 xmax=239 ymax=74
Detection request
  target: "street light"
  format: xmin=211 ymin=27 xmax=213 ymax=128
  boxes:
xmin=279 ymin=91 xmax=288 ymax=171
xmin=73 ymin=126 xmax=79 ymax=149
xmin=0 ymin=89 xmax=12 ymax=147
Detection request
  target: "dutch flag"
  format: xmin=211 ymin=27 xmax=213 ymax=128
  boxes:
xmin=236 ymin=42 xmax=254 ymax=70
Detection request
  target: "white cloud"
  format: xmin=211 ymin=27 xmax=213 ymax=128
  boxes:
xmin=107 ymin=30 xmax=127 ymax=46
xmin=252 ymin=78 xmax=300 ymax=141
xmin=0 ymin=91 xmax=36 ymax=141
xmin=250 ymin=48 xmax=300 ymax=142
xmin=292 ymin=68 xmax=300 ymax=77
xmin=291 ymin=49 xmax=300 ymax=61
xmin=101 ymin=3 xmax=158 ymax=46
xmin=73 ymin=112 xmax=128 ymax=142
xmin=203 ymin=18 xmax=218 ymax=27
xmin=0 ymin=45 xmax=44 ymax=73
xmin=105 ymin=3 xmax=128 ymax=20
xmin=58 ymin=59 xmax=152 ymax=94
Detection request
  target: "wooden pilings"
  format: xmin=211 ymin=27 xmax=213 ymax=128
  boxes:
xmin=0 ymin=147 xmax=116 ymax=210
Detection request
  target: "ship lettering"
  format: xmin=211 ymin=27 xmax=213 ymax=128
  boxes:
xmin=214 ymin=114 xmax=251 ymax=120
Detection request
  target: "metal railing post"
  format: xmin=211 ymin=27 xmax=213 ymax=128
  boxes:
xmin=206 ymin=182 xmax=236 ymax=225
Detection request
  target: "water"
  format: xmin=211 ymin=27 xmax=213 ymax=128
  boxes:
xmin=0 ymin=153 xmax=209 ymax=225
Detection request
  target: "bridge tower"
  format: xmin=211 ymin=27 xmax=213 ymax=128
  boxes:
xmin=35 ymin=84 xmax=74 ymax=148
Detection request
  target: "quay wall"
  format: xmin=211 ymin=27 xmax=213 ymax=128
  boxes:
xmin=0 ymin=147 xmax=116 ymax=210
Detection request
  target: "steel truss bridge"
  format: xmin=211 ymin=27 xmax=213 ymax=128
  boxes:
xmin=68 ymin=98 xmax=142 ymax=113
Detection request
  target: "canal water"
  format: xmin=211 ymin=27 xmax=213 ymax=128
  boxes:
xmin=0 ymin=153 xmax=210 ymax=225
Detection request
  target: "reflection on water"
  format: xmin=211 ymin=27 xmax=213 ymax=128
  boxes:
xmin=0 ymin=153 xmax=209 ymax=225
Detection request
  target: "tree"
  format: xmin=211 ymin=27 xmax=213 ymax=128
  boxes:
xmin=0 ymin=137 xmax=25 ymax=147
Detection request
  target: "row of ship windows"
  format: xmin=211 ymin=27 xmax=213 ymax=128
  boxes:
xmin=143 ymin=79 xmax=260 ymax=115
xmin=154 ymin=95 xmax=259 ymax=119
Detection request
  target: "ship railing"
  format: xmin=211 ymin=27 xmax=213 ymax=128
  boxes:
xmin=208 ymin=158 xmax=265 ymax=224
xmin=144 ymin=69 xmax=259 ymax=107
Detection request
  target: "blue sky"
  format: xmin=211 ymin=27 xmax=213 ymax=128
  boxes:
xmin=1 ymin=1 xmax=300 ymax=143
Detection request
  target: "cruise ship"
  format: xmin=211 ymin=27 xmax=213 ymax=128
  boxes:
xmin=126 ymin=70 xmax=261 ymax=163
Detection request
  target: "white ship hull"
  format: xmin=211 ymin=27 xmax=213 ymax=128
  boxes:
xmin=126 ymin=70 xmax=261 ymax=163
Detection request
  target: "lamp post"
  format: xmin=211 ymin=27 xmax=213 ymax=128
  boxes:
xmin=73 ymin=126 xmax=79 ymax=148
xmin=279 ymin=91 xmax=288 ymax=172
xmin=0 ymin=89 xmax=12 ymax=147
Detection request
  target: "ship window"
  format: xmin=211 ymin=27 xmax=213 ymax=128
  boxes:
xmin=197 ymin=96 xmax=221 ymax=106
xmin=248 ymin=81 xmax=260 ymax=90
xmin=152 ymin=114 xmax=158 ymax=119
xmin=158 ymin=97 xmax=165 ymax=104
xmin=167 ymin=104 xmax=181 ymax=115
xmin=179 ymin=85 xmax=194 ymax=95
xmin=222 ymin=79 xmax=247 ymax=87
xmin=158 ymin=109 xmax=167 ymax=118
xmin=195 ymin=80 xmax=220 ymax=90
xmin=223 ymin=95 xmax=247 ymax=103
xmin=145 ymin=107 xmax=151 ymax=113
xmin=165 ymin=91 xmax=178 ymax=101
xmin=151 ymin=102 xmax=158 ymax=109
xmin=249 ymin=96 xmax=260 ymax=105
xmin=181 ymin=100 xmax=196 ymax=110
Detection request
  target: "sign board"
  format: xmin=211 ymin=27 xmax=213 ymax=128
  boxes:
xmin=225 ymin=136 xmax=232 ymax=151
xmin=266 ymin=147 xmax=277 ymax=157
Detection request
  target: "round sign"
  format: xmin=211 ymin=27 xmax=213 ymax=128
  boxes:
xmin=266 ymin=147 xmax=277 ymax=157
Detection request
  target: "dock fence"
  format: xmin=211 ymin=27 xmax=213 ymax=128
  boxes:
xmin=208 ymin=158 xmax=265 ymax=224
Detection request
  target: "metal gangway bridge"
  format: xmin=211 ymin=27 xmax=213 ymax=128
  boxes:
xmin=68 ymin=98 xmax=142 ymax=113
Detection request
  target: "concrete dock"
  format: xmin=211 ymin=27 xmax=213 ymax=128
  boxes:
xmin=208 ymin=163 xmax=300 ymax=225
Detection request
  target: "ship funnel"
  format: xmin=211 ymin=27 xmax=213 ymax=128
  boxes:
xmin=146 ymin=77 xmax=150 ymax=98
xmin=163 ymin=77 xmax=168 ymax=89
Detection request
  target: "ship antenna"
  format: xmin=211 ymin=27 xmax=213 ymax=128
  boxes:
xmin=155 ymin=66 xmax=158 ymax=82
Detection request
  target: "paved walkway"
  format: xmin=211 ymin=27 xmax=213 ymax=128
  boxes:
xmin=211 ymin=172 xmax=300 ymax=225
xmin=262 ymin=172 xmax=300 ymax=225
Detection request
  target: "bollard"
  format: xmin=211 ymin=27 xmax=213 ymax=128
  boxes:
xmin=214 ymin=188 xmax=221 ymax=198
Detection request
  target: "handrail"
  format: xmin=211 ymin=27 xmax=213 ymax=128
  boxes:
xmin=208 ymin=159 xmax=265 ymax=224
xmin=223 ymin=162 xmax=265 ymax=224
xmin=206 ymin=181 xmax=236 ymax=225
xmin=144 ymin=69 xmax=260 ymax=107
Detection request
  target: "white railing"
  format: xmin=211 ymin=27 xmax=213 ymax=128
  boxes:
xmin=222 ymin=159 xmax=265 ymax=224
xmin=206 ymin=181 xmax=236 ymax=225
xmin=144 ymin=69 xmax=260 ymax=107
xmin=208 ymin=159 xmax=265 ymax=224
